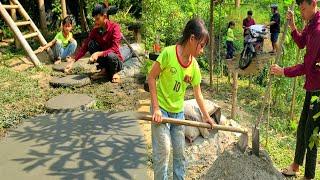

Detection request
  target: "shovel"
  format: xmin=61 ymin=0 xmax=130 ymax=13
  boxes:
xmin=138 ymin=114 xmax=248 ymax=152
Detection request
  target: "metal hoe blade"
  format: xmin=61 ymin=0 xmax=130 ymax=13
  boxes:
xmin=252 ymin=126 xmax=260 ymax=156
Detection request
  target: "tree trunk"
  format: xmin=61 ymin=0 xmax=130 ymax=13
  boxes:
xmin=61 ymin=0 xmax=67 ymax=18
xmin=231 ymin=72 xmax=238 ymax=119
xmin=79 ymin=0 xmax=89 ymax=32
xmin=37 ymin=0 xmax=47 ymax=36
xmin=235 ymin=0 xmax=240 ymax=8
xmin=209 ymin=0 xmax=215 ymax=86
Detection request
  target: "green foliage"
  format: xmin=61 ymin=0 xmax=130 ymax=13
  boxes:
xmin=289 ymin=119 xmax=298 ymax=131
xmin=308 ymin=95 xmax=320 ymax=150
xmin=0 ymin=26 xmax=13 ymax=39
xmin=309 ymin=127 xmax=320 ymax=149
xmin=141 ymin=59 xmax=154 ymax=75
xmin=311 ymin=96 xmax=320 ymax=103
xmin=142 ymin=0 xmax=188 ymax=49
xmin=284 ymin=0 xmax=294 ymax=5
xmin=52 ymin=0 xmax=62 ymax=21
xmin=111 ymin=10 xmax=137 ymax=37
xmin=314 ymin=112 xmax=320 ymax=120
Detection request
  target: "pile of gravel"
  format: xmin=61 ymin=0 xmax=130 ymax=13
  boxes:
xmin=201 ymin=145 xmax=285 ymax=180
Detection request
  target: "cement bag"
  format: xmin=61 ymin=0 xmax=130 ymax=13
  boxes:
xmin=119 ymin=45 xmax=133 ymax=61
xmin=118 ymin=57 xmax=143 ymax=78
xmin=130 ymin=43 xmax=145 ymax=56
xmin=184 ymin=125 xmax=200 ymax=143
xmin=184 ymin=99 xmax=221 ymax=142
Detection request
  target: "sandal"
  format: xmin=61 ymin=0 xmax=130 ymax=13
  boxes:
xmin=281 ymin=166 xmax=299 ymax=177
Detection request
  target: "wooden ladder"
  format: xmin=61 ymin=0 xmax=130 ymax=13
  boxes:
xmin=0 ymin=0 xmax=52 ymax=66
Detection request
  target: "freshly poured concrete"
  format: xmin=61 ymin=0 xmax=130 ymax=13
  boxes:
xmin=52 ymin=59 xmax=95 ymax=72
xmin=52 ymin=62 xmax=73 ymax=72
xmin=45 ymin=94 xmax=95 ymax=112
xmin=49 ymin=75 xmax=91 ymax=88
xmin=0 ymin=111 xmax=148 ymax=179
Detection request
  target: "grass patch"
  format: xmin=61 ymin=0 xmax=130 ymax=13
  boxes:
xmin=0 ymin=66 xmax=46 ymax=128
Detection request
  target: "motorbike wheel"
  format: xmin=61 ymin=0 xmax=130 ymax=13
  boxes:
xmin=239 ymin=47 xmax=254 ymax=70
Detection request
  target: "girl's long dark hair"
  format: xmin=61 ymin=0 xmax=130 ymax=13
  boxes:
xmin=179 ymin=18 xmax=209 ymax=46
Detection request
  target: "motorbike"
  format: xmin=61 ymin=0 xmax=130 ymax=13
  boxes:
xmin=239 ymin=25 xmax=268 ymax=70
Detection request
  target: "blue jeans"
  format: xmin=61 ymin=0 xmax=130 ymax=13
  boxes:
xmin=54 ymin=40 xmax=77 ymax=60
xmin=151 ymin=108 xmax=185 ymax=180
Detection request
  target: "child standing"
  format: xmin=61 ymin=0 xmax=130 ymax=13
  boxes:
xmin=226 ymin=21 xmax=236 ymax=60
xmin=148 ymin=18 xmax=215 ymax=180
xmin=37 ymin=16 xmax=77 ymax=64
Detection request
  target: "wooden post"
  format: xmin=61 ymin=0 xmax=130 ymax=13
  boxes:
xmin=290 ymin=77 xmax=297 ymax=120
xmin=235 ymin=0 xmax=241 ymax=8
xmin=209 ymin=0 xmax=215 ymax=86
xmin=289 ymin=22 xmax=304 ymax=121
xmin=9 ymin=0 xmax=21 ymax=49
xmin=231 ymin=72 xmax=238 ymax=119
xmin=217 ymin=2 xmax=222 ymax=93
xmin=79 ymin=0 xmax=89 ymax=32
xmin=61 ymin=0 xmax=67 ymax=18
xmin=265 ymin=84 xmax=272 ymax=147
xmin=134 ymin=29 xmax=142 ymax=43
xmin=289 ymin=49 xmax=302 ymax=121
xmin=37 ymin=0 xmax=48 ymax=35
xmin=9 ymin=1 xmax=16 ymax=20
xmin=0 ymin=4 xmax=41 ymax=66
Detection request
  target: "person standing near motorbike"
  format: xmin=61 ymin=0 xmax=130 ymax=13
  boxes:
xmin=226 ymin=21 xmax=236 ymax=60
xmin=243 ymin=10 xmax=256 ymax=36
xmin=266 ymin=4 xmax=281 ymax=53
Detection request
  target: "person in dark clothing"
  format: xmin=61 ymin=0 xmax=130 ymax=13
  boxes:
xmin=266 ymin=4 xmax=281 ymax=53
xmin=65 ymin=3 xmax=123 ymax=83
xmin=271 ymin=0 xmax=320 ymax=179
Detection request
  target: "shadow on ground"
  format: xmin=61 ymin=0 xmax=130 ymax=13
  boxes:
xmin=0 ymin=111 xmax=147 ymax=180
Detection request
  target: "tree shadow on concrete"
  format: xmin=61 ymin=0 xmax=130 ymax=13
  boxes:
xmin=8 ymin=111 xmax=147 ymax=179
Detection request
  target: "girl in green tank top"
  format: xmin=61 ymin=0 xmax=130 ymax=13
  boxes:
xmin=148 ymin=18 xmax=216 ymax=179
